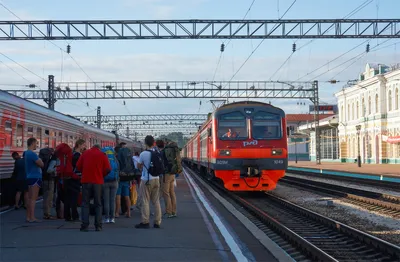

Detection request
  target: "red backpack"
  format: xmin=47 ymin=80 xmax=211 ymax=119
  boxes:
xmin=55 ymin=143 xmax=73 ymax=179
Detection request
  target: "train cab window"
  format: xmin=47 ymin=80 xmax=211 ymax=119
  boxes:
xmin=218 ymin=111 xmax=248 ymax=140
xmin=16 ymin=124 xmax=23 ymax=147
xmin=252 ymin=111 xmax=282 ymax=140
xmin=37 ymin=128 xmax=42 ymax=148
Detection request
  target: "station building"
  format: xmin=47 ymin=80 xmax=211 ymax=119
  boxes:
xmin=335 ymin=63 xmax=400 ymax=164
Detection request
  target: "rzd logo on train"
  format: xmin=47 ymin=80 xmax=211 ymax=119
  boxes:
xmin=243 ymin=140 xmax=258 ymax=147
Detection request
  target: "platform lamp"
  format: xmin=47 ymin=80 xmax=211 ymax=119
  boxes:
xmin=356 ymin=125 xmax=362 ymax=167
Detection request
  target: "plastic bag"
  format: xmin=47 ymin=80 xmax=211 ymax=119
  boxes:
xmin=130 ymin=183 xmax=138 ymax=205
xmin=174 ymin=179 xmax=177 ymax=187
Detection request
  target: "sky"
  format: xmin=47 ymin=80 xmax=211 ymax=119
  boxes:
xmin=0 ymin=0 xmax=399 ymax=136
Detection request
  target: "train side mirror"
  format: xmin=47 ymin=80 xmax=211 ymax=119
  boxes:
xmin=207 ymin=128 xmax=212 ymax=137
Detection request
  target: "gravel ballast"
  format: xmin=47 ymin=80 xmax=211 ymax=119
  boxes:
xmin=271 ymin=184 xmax=400 ymax=246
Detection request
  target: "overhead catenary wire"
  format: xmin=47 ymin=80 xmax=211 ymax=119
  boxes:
xmin=224 ymin=0 xmax=297 ymax=87
xmin=272 ymin=0 xmax=374 ymax=81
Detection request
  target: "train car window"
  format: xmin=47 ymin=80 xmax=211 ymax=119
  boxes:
xmin=3 ymin=120 xmax=12 ymax=146
xmin=218 ymin=111 xmax=248 ymax=140
xmin=27 ymin=126 xmax=34 ymax=138
xmin=37 ymin=128 xmax=42 ymax=148
xmin=44 ymin=129 xmax=50 ymax=147
xmin=252 ymin=111 xmax=282 ymax=140
xmin=58 ymin=132 xmax=62 ymax=143
xmin=69 ymin=135 xmax=74 ymax=148
xmin=65 ymin=134 xmax=68 ymax=144
xmin=16 ymin=124 xmax=23 ymax=147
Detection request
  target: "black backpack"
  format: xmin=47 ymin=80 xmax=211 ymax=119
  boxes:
xmin=118 ymin=147 xmax=135 ymax=177
xmin=39 ymin=148 xmax=53 ymax=180
xmin=143 ymin=150 xmax=165 ymax=178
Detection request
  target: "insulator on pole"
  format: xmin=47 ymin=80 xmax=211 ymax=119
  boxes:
xmin=366 ymin=43 xmax=370 ymax=53
xmin=220 ymin=43 xmax=225 ymax=52
xmin=67 ymin=44 xmax=71 ymax=54
xmin=292 ymin=43 xmax=296 ymax=52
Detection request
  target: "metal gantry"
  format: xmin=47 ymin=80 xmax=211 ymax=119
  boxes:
xmin=0 ymin=19 xmax=399 ymax=40
xmin=103 ymin=123 xmax=200 ymax=130
xmin=75 ymin=113 xmax=208 ymax=123
xmin=4 ymin=80 xmax=316 ymax=100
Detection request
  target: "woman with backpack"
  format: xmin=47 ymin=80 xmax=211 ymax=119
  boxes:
xmin=102 ymin=146 xmax=119 ymax=224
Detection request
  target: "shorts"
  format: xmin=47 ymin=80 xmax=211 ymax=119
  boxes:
xmin=117 ymin=181 xmax=130 ymax=197
xmin=15 ymin=180 xmax=28 ymax=192
xmin=27 ymin=178 xmax=42 ymax=188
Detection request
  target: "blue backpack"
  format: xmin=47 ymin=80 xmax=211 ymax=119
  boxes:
xmin=102 ymin=146 xmax=119 ymax=182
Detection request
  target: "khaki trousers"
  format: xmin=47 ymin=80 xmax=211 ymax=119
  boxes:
xmin=140 ymin=179 xmax=161 ymax=225
xmin=162 ymin=174 xmax=176 ymax=215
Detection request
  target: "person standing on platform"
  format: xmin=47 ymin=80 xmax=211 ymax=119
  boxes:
xmin=40 ymin=148 xmax=57 ymax=219
xmin=101 ymin=146 xmax=119 ymax=224
xmin=25 ymin=137 xmax=44 ymax=223
xmin=11 ymin=152 xmax=27 ymax=210
xmin=132 ymin=151 xmax=141 ymax=210
xmin=77 ymin=144 xmax=111 ymax=232
xmin=64 ymin=139 xmax=85 ymax=222
xmin=135 ymin=135 xmax=162 ymax=229
xmin=162 ymin=139 xmax=182 ymax=218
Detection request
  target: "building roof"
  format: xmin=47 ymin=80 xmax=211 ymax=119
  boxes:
xmin=286 ymin=114 xmax=333 ymax=122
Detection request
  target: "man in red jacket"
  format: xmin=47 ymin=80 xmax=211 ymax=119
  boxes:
xmin=76 ymin=145 xmax=111 ymax=232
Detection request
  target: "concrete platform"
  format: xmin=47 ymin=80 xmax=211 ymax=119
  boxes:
xmin=288 ymin=161 xmax=400 ymax=183
xmin=0 ymin=174 xmax=280 ymax=261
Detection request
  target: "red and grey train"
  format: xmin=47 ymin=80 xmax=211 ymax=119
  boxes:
xmin=182 ymin=101 xmax=288 ymax=191
xmin=0 ymin=90 xmax=143 ymax=203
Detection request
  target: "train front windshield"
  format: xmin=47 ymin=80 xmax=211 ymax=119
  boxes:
xmin=252 ymin=111 xmax=282 ymax=139
xmin=218 ymin=111 xmax=248 ymax=140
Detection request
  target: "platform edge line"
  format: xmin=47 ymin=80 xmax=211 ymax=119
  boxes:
xmin=185 ymin=169 xmax=295 ymax=262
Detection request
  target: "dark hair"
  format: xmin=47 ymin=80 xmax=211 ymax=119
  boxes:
xmin=156 ymin=139 xmax=164 ymax=149
xmin=144 ymin=135 xmax=154 ymax=147
xmin=134 ymin=151 xmax=139 ymax=156
xmin=27 ymin=137 xmax=37 ymax=147
xmin=119 ymin=142 xmax=127 ymax=146
xmin=74 ymin=139 xmax=85 ymax=149
xmin=11 ymin=152 xmax=19 ymax=158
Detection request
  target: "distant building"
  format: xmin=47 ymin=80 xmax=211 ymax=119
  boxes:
xmin=335 ymin=63 xmax=400 ymax=164
xmin=286 ymin=114 xmax=333 ymax=161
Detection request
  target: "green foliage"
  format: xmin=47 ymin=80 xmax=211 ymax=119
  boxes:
xmin=157 ymin=132 xmax=190 ymax=148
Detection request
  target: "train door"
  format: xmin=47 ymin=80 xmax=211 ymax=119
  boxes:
xmin=207 ymin=125 xmax=212 ymax=172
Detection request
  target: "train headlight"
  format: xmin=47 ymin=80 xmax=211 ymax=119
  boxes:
xmin=219 ymin=150 xmax=231 ymax=156
xmin=271 ymin=148 xmax=283 ymax=155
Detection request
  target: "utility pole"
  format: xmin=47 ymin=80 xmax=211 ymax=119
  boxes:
xmin=45 ymin=75 xmax=56 ymax=110
xmin=96 ymin=106 xmax=101 ymax=129
xmin=312 ymin=80 xmax=321 ymax=165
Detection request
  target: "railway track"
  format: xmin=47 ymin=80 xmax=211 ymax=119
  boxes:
xmin=280 ymin=176 xmax=400 ymax=218
xmin=184 ymin=166 xmax=400 ymax=262
xmin=287 ymin=170 xmax=400 ymax=191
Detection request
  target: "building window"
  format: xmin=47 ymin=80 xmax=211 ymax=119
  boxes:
xmin=347 ymin=104 xmax=350 ymax=121
xmin=341 ymin=105 xmax=344 ymax=121
xmin=368 ymin=96 xmax=371 ymax=115
xmin=362 ymin=98 xmax=365 ymax=117
xmin=396 ymin=88 xmax=399 ymax=110
xmin=356 ymin=101 xmax=359 ymax=119
xmin=351 ymin=103 xmax=354 ymax=120
xmin=388 ymin=90 xmax=392 ymax=111
xmin=375 ymin=94 xmax=379 ymax=113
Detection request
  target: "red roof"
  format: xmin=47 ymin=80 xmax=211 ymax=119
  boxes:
xmin=286 ymin=114 xmax=333 ymax=122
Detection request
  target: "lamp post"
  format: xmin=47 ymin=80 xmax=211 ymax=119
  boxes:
xmin=356 ymin=125 xmax=362 ymax=167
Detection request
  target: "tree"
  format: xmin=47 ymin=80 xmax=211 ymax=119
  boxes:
xmin=156 ymin=132 xmax=190 ymax=148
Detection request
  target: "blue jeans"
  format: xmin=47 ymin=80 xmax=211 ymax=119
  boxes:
xmin=81 ymin=183 xmax=102 ymax=228
xmin=102 ymin=181 xmax=118 ymax=219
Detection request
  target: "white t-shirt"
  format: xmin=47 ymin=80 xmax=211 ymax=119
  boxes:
xmin=132 ymin=155 xmax=140 ymax=169
xmin=138 ymin=150 xmax=159 ymax=181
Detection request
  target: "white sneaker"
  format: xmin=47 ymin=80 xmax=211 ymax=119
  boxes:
xmin=110 ymin=218 xmax=115 ymax=223
xmin=103 ymin=218 xmax=110 ymax=223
